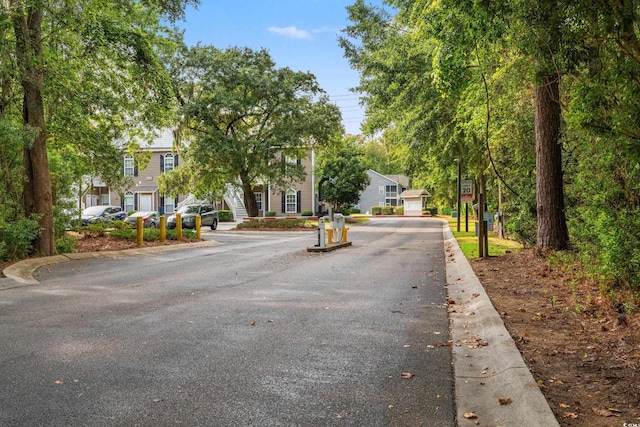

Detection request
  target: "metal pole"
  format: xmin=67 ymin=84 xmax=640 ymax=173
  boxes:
xmin=456 ymin=159 xmax=461 ymax=232
xmin=465 ymin=202 xmax=469 ymax=232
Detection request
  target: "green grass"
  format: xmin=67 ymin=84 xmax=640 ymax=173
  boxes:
xmin=446 ymin=216 xmax=522 ymax=259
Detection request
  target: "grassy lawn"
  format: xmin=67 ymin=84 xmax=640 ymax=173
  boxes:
xmin=445 ymin=217 xmax=522 ymax=259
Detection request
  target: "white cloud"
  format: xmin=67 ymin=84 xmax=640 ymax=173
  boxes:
xmin=268 ymin=26 xmax=312 ymax=40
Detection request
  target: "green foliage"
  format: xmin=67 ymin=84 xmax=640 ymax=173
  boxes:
xmin=163 ymin=45 xmax=343 ymax=216
xmin=265 ymin=210 xmax=276 ymax=217
xmin=316 ymin=137 xmax=371 ymax=211
xmin=301 ymin=210 xmax=314 ymax=217
xmin=218 ymin=210 xmax=234 ymax=222
xmin=0 ymin=218 xmax=41 ymax=261
xmin=76 ymin=223 xmax=109 ymax=238
xmin=56 ymin=234 xmax=77 ymax=254
xmin=394 ymin=206 xmax=404 ymax=215
xmin=426 ymin=207 xmax=439 ymax=215
xmin=235 ymin=219 xmax=314 ymax=230
xmin=371 ymin=206 xmax=382 ymax=215
xmin=381 ymin=206 xmax=394 ymax=215
xmin=109 ymin=228 xmax=196 ymax=241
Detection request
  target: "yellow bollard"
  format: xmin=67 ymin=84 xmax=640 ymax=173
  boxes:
xmin=342 ymin=227 xmax=348 ymax=243
xmin=176 ymin=213 xmax=182 ymax=241
xmin=160 ymin=216 xmax=166 ymax=243
xmin=196 ymin=216 xmax=201 ymax=239
xmin=327 ymin=228 xmax=333 ymax=244
xmin=136 ymin=216 xmax=144 ymax=247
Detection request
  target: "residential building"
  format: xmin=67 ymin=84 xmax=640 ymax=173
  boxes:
xmin=357 ymin=170 xmax=409 ymax=214
xmin=245 ymin=153 xmax=316 ymax=218
xmin=82 ymin=129 xmax=188 ymax=214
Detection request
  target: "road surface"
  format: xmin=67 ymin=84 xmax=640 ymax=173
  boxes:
xmin=0 ymin=217 xmax=454 ymax=426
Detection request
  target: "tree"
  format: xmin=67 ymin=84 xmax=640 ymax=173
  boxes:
xmin=2 ymin=0 xmax=198 ymax=256
xmin=165 ymin=45 xmax=343 ymax=217
xmin=316 ymin=137 xmax=371 ymax=212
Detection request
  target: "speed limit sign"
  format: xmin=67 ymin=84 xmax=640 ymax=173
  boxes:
xmin=460 ymin=179 xmax=474 ymax=203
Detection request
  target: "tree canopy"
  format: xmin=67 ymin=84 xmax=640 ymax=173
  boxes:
xmin=0 ymin=0 xmax=199 ymax=255
xmin=160 ymin=45 xmax=343 ymax=217
xmin=316 ymin=136 xmax=371 ymax=213
xmin=342 ymin=0 xmax=640 ymax=286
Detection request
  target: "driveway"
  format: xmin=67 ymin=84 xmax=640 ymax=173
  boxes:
xmin=0 ymin=218 xmax=454 ymax=426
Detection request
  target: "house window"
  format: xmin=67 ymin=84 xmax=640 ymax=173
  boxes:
xmin=164 ymin=153 xmax=175 ymax=173
xmin=378 ymin=185 xmax=384 ymax=195
xmin=124 ymin=191 xmax=134 ymax=212
xmin=285 ymin=189 xmax=297 ymax=214
xmin=124 ymin=155 xmax=135 ymax=176
xmin=385 ymin=185 xmax=398 ymax=206
xmin=254 ymin=192 xmax=263 ymax=211
xmin=164 ymin=196 xmax=175 ymax=214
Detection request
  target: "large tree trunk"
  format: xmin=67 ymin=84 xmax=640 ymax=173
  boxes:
xmin=534 ymin=74 xmax=568 ymax=249
xmin=241 ymin=179 xmax=259 ymax=217
xmin=13 ymin=4 xmax=56 ymax=256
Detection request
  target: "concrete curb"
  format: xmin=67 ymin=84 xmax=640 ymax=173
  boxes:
xmin=2 ymin=240 xmax=220 ymax=286
xmin=444 ymin=225 xmax=559 ymax=427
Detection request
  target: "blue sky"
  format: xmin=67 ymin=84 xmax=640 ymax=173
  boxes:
xmin=177 ymin=0 xmax=390 ymax=135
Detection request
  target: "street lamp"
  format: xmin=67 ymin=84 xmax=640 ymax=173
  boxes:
xmin=454 ymin=158 xmax=461 ymax=232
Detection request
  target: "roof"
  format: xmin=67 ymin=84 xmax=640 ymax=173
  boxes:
xmin=400 ymin=189 xmax=431 ymax=198
xmin=384 ymin=174 xmax=409 ymax=187
xmin=367 ymin=170 xmax=408 ymax=185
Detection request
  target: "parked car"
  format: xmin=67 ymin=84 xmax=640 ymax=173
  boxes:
xmin=124 ymin=211 xmax=160 ymax=228
xmin=167 ymin=204 xmax=218 ymax=230
xmin=81 ymin=205 xmax=126 ymax=225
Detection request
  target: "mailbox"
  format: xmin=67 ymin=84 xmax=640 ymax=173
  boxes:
xmin=333 ymin=213 xmax=345 ymax=229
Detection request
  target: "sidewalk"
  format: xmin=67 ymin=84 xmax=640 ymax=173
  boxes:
xmin=444 ymin=225 xmax=559 ymax=426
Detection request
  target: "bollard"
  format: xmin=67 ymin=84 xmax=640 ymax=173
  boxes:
xmin=342 ymin=227 xmax=348 ymax=243
xmin=176 ymin=213 xmax=182 ymax=241
xmin=196 ymin=216 xmax=201 ymax=239
xmin=136 ymin=216 xmax=144 ymax=247
xmin=160 ymin=216 xmax=166 ymax=243
xmin=327 ymin=228 xmax=333 ymax=244
xmin=317 ymin=217 xmax=326 ymax=248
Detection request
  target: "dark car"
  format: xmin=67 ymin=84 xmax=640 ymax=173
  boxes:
xmin=81 ymin=205 xmax=126 ymax=225
xmin=124 ymin=211 xmax=160 ymax=228
xmin=167 ymin=204 xmax=218 ymax=230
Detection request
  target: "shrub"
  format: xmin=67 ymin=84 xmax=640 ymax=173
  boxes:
xmin=218 ymin=210 xmax=234 ymax=222
xmin=442 ymin=207 xmax=452 ymax=215
xmin=371 ymin=206 xmax=382 ymax=215
xmin=426 ymin=206 xmax=439 ymax=215
xmin=394 ymin=206 xmax=404 ymax=215
xmin=351 ymin=208 xmax=361 ymax=214
xmin=236 ymin=218 xmax=314 ymax=230
xmin=381 ymin=206 xmax=394 ymax=215
xmin=77 ymin=223 xmax=108 ymax=237
xmin=265 ymin=210 xmax=276 ymax=217
xmin=56 ymin=234 xmax=77 ymax=254
xmin=0 ymin=218 xmax=41 ymax=261
xmin=301 ymin=210 xmax=314 ymax=216
xmin=108 ymin=228 xmax=197 ymax=241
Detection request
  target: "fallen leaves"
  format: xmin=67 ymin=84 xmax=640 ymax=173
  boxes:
xmin=460 ymin=336 xmax=488 ymax=348
xmin=463 ymin=412 xmax=478 ymax=419
xmin=591 ymin=407 xmax=622 ymax=417
xmin=401 ymin=372 xmax=414 ymax=379
xmin=498 ymin=397 xmax=512 ymax=405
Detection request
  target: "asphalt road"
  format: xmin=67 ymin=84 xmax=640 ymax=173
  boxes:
xmin=0 ymin=218 xmax=455 ymax=426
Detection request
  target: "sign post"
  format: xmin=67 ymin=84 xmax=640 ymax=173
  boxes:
xmin=461 ymin=179 xmax=473 ymax=232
